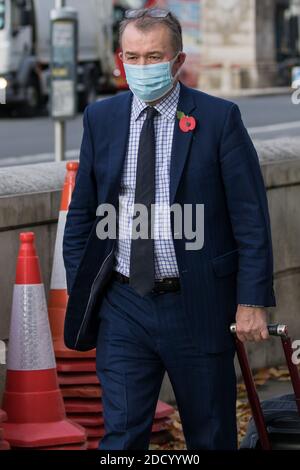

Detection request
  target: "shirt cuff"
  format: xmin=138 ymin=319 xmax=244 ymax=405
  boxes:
xmin=238 ymin=304 xmax=266 ymax=308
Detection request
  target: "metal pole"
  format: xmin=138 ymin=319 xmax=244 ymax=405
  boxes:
xmin=54 ymin=0 xmax=66 ymax=162
xmin=55 ymin=0 xmax=65 ymax=8
xmin=54 ymin=121 xmax=66 ymax=163
xmin=234 ymin=338 xmax=271 ymax=450
xmin=291 ymin=1 xmax=300 ymax=54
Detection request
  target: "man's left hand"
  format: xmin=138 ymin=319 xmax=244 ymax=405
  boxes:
xmin=235 ymin=306 xmax=269 ymax=343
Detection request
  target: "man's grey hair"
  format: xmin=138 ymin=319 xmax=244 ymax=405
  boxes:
xmin=119 ymin=8 xmax=183 ymax=54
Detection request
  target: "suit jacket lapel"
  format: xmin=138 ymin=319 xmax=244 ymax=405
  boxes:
xmin=169 ymin=82 xmax=196 ymax=206
xmin=107 ymin=91 xmax=133 ymax=204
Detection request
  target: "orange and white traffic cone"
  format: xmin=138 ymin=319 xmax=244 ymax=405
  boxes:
xmin=38 ymin=442 xmax=88 ymax=450
xmin=48 ymin=161 xmax=95 ymax=359
xmin=2 ymin=232 xmax=87 ymax=449
xmin=58 ymin=373 xmax=99 ymax=386
xmin=56 ymin=359 xmax=96 ymax=373
xmin=67 ymin=414 xmax=104 ymax=427
xmin=155 ymin=401 xmax=174 ymax=420
xmin=61 ymin=385 xmax=102 ymax=399
xmin=64 ymin=399 xmax=103 ymax=414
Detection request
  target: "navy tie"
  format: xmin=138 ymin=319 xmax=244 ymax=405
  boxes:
xmin=129 ymin=106 xmax=159 ymax=296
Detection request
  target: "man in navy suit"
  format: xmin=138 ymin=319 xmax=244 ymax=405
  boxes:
xmin=63 ymin=8 xmax=276 ymax=450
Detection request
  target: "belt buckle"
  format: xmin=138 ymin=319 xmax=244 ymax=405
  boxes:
xmin=151 ymin=278 xmax=164 ymax=294
xmin=154 ymin=288 xmax=166 ymax=295
xmin=154 ymin=278 xmax=173 ymax=294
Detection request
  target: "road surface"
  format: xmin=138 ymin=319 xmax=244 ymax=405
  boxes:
xmin=0 ymin=92 xmax=299 ymax=167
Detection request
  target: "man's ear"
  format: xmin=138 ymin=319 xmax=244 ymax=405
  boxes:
xmin=178 ymin=52 xmax=186 ymax=67
xmin=119 ymin=51 xmax=123 ymax=61
xmin=173 ymin=52 xmax=186 ymax=76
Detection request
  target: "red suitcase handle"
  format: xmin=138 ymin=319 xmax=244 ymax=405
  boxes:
xmin=230 ymin=323 xmax=300 ymax=450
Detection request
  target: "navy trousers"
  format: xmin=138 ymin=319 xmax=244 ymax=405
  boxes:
xmin=96 ymin=277 xmax=237 ymax=450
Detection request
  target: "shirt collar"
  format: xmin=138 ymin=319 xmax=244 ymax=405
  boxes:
xmin=132 ymin=81 xmax=181 ymax=122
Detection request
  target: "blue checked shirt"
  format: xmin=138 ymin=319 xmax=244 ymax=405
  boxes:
xmin=113 ymin=81 xmax=180 ymax=279
xmin=112 ymin=81 xmax=265 ymax=307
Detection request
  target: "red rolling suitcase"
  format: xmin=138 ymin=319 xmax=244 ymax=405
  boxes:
xmin=230 ymin=323 xmax=300 ymax=450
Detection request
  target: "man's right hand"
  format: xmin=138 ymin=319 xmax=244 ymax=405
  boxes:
xmin=235 ymin=306 xmax=269 ymax=343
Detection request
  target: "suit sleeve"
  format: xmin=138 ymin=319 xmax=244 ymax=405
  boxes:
xmin=219 ymin=103 xmax=276 ymax=307
xmin=63 ymin=105 xmax=98 ymax=295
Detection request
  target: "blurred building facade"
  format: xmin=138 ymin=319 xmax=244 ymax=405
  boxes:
xmin=155 ymin=0 xmax=300 ymax=90
xmin=198 ymin=0 xmax=300 ymax=91
xmin=113 ymin=0 xmax=300 ymax=90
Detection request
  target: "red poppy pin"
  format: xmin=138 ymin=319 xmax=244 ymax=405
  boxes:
xmin=177 ymin=111 xmax=197 ymax=133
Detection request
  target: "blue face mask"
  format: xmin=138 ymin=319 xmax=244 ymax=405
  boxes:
xmin=123 ymin=53 xmax=181 ymax=102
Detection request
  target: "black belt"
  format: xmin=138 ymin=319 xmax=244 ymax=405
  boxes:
xmin=112 ymin=270 xmax=180 ymax=293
